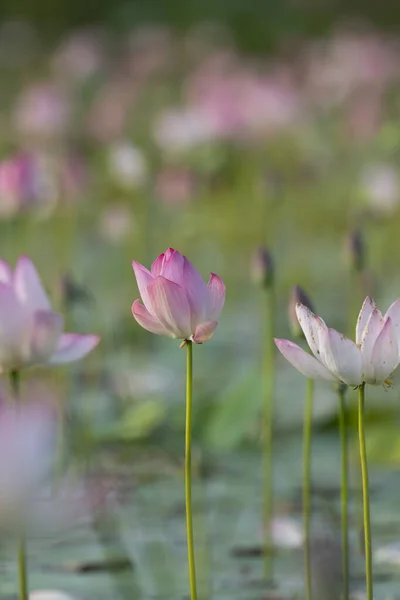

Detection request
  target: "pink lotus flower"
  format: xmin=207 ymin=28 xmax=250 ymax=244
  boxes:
xmin=14 ymin=82 xmax=70 ymax=140
xmin=275 ymin=296 xmax=400 ymax=387
xmin=0 ymin=256 xmax=99 ymax=370
xmin=132 ymin=248 xmax=225 ymax=343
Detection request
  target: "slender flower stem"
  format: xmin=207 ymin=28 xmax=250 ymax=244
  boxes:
xmin=338 ymin=384 xmax=349 ymax=600
xmin=185 ymin=341 xmax=197 ymax=600
xmin=358 ymin=383 xmax=373 ymax=600
xmin=17 ymin=536 xmax=28 ymax=600
xmin=303 ymin=378 xmax=314 ymax=600
xmin=10 ymin=370 xmax=28 ymax=600
xmin=261 ymin=285 xmax=275 ymax=578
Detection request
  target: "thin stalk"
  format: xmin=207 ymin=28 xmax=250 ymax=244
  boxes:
xmin=358 ymin=383 xmax=373 ymax=600
xmin=338 ymin=385 xmax=349 ymax=600
xmin=185 ymin=341 xmax=197 ymax=600
xmin=261 ymin=285 xmax=275 ymax=578
xmin=17 ymin=537 xmax=28 ymax=600
xmin=303 ymin=378 xmax=314 ymax=600
xmin=10 ymin=370 xmax=28 ymax=600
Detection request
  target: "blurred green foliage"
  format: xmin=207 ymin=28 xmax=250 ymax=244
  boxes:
xmin=1 ymin=0 xmax=400 ymax=51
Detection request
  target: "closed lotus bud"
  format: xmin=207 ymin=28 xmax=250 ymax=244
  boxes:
xmin=251 ymin=246 xmax=274 ymax=288
xmin=345 ymin=228 xmax=365 ymax=272
xmin=60 ymin=273 xmax=92 ymax=310
xmin=288 ymin=285 xmax=314 ymax=338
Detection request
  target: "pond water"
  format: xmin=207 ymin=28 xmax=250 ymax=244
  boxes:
xmin=2 ymin=429 xmax=400 ymax=600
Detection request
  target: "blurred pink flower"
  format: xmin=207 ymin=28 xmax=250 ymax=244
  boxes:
xmin=0 ymin=157 xmax=25 ymax=217
xmin=345 ymin=90 xmax=382 ymax=142
xmin=0 ymin=152 xmax=87 ymax=219
xmin=153 ymin=107 xmax=217 ymax=152
xmin=304 ymin=30 xmax=400 ymax=107
xmin=14 ymin=83 xmax=70 ymax=140
xmin=0 ymin=256 xmax=99 ymax=370
xmin=59 ymin=151 xmax=88 ymax=201
xmin=155 ymin=58 xmax=301 ymax=150
xmin=185 ymin=55 xmax=301 ymax=141
xmin=0 ymin=152 xmax=57 ymax=216
xmin=86 ymin=81 xmax=135 ymax=143
xmin=155 ymin=167 xmax=197 ymax=206
xmin=52 ymin=28 xmax=105 ymax=83
xmin=132 ymin=248 xmax=225 ymax=343
xmin=99 ymin=204 xmax=135 ymax=244
xmin=0 ymin=398 xmax=56 ymax=521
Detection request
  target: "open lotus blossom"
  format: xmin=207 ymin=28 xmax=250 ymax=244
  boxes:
xmin=132 ymin=248 xmax=225 ymax=343
xmin=0 ymin=256 xmax=99 ymax=370
xmin=275 ymin=296 xmax=400 ymax=387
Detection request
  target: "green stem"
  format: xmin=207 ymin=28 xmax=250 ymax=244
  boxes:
xmin=10 ymin=369 xmax=20 ymax=401
xmin=358 ymin=383 xmax=373 ymax=600
xmin=10 ymin=370 xmax=28 ymax=600
xmin=262 ymin=285 xmax=275 ymax=578
xmin=303 ymin=378 xmax=314 ymax=600
xmin=17 ymin=536 xmax=28 ymax=600
xmin=338 ymin=385 xmax=349 ymax=600
xmin=185 ymin=341 xmax=197 ymax=600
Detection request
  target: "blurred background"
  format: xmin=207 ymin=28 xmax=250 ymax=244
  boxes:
xmin=1 ymin=0 xmax=400 ymax=598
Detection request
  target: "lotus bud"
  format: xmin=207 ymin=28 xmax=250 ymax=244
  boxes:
xmin=60 ymin=273 xmax=92 ymax=311
xmin=345 ymin=228 xmax=365 ymax=273
xmin=251 ymin=246 xmax=274 ymax=288
xmin=288 ymin=285 xmax=314 ymax=338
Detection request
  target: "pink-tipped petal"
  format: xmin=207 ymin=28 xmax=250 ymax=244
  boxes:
xmin=30 ymin=310 xmax=63 ymax=363
xmin=181 ymin=256 xmax=209 ymax=325
xmin=0 ymin=260 xmax=12 ymax=284
xmin=207 ymin=274 xmax=226 ymax=321
xmin=131 ymin=299 xmax=173 ymax=337
xmin=132 ymin=261 xmax=153 ymax=311
xmin=146 ymin=276 xmax=192 ymax=339
xmin=151 ymin=253 xmax=165 ymax=277
xmin=192 ymin=321 xmax=218 ymax=343
xmin=14 ymin=256 xmax=51 ymax=311
xmin=384 ymin=299 xmax=400 ymax=345
xmin=319 ymin=328 xmax=363 ymax=386
xmin=356 ymin=296 xmax=377 ymax=345
xmin=295 ymin=303 xmax=326 ymax=359
xmin=274 ymin=338 xmax=337 ymax=382
xmin=49 ymin=333 xmax=100 ymax=365
xmin=360 ymin=307 xmax=385 ymax=381
xmin=160 ymin=249 xmax=184 ymax=284
xmin=369 ymin=317 xmax=399 ymax=384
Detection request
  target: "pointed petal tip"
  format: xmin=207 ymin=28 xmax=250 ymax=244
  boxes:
xmin=275 ymin=337 xmax=337 ymax=382
xmin=49 ymin=333 xmax=100 ymax=365
xmin=131 ymin=259 xmax=143 ymax=271
xmin=14 ymin=256 xmax=51 ymax=311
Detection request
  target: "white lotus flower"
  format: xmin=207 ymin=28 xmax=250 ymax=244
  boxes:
xmin=274 ymin=296 xmax=400 ymax=387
